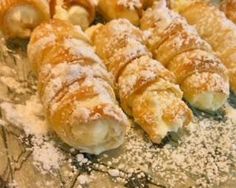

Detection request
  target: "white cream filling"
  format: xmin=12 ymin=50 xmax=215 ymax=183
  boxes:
xmin=132 ymin=87 xmax=185 ymax=144
xmin=189 ymin=92 xmax=227 ymax=111
xmin=151 ymin=118 xmax=184 ymax=143
xmin=54 ymin=5 xmax=89 ymax=30
xmin=5 ymin=4 xmax=42 ymax=38
xmin=71 ymin=119 xmax=109 ymax=146
xmin=58 ymin=95 xmax=124 ymax=154
xmin=85 ymin=23 xmax=103 ymax=41
xmin=71 ymin=119 xmax=124 ymax=155
xmin=147 ymin=94 xmax=184 ymax=143
xmin=68 ymin=6 xmax=90 ymax=30
xmin=54 ymin=4 xmax=69 ymax=20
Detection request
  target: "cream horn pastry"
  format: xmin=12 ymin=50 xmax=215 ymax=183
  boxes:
xmin=49 ymin=0 xmax=95 ymax=30
xmin=220 ymin=0 xmax=236 ymax=24
xmin=87 ymin=19 xmax=192 ymax=144
xmin=169 ymin=0 xmax=236 ymax=95
xmin=27 ymin=19 xmax=129 ymax=154
xmin=0 ymin=0 xmax=50 ymax=38
xmin=140 ymin=1 xmax=229 ymax=111
xmin=97 ymin=0 xmax=154 ymax=25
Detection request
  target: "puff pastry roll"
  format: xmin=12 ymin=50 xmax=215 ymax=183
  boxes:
xmin=87 ymin=19 xmax=192 ymax=144
xmin=49 ymin=0 xmax=96 ymax=30
xmin=140 ymin=1 xmax=229 ymax=111
xmin=97 ymin=0 xmax=154 ymax=25
xmin=28 ymin=19 xmax=129 ymax=154
xmin=169 ymin=0 xmax=236 ymax=95
xmin=0 ymin=0 xmax=50 ymax=38
xmin=220 ymin=0 xmax=236 ymax=24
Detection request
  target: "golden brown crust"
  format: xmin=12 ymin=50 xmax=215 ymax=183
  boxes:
xmin=118 ymin=56 xmax=176 ymax=107
xmin=220 ymin=0 xmax=236 ymax=24
xmin=28 ymin=19 xmax=129 ymax=154
xmin=168 ymin=49 xmax=228 ymax=84
xmin=91 ymin=19 xmax=146 ymax=61
xmin=27 ymin=19 xmax=89 ymax=71
xmin=180 ymin=1 xmax=236 ymax=94
xmin=140 ymin=2 xmax=229 ymax=111
xmin=131 ymin=80 xmax=191 ymax=143
xmin=153 ymin=24 xmax=212 ymax=66
xmin=89 ymin=19 xmax=193 ymax=143
xmin=132 ymin=89 xmax=191 ymax=142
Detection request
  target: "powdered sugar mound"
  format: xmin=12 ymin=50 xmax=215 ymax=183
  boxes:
xmin=108 ymin=169 xmax=120 ymax=177
xmin=0 ymin=64 xmax=27 ymax=100
xmin=77 ymin=174 xmax=92 ymax=184
xmin=0 ymin=95 xmax=48 ymax=135
xmin=32 ymin=136 xmax=64 ymax=174
xmin=0 ymin=95 xmax=66 ymax=174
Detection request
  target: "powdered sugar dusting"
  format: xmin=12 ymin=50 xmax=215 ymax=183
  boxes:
xmin=28 ymin=34 xmax=56 ymax=61
xmin=40 ymin=60 xmax=111 ymax=109
xmin=0 ymin=95 xmax=48 ymax=135
xmin=140 ymin=1 xmax=229 ymax=109
xmin=117 ymin=0 xmax=142 ymax=10
xmin=64 ymin=38 xmax=102 ymax=64
xmin=32 ymin=136 xmax=65 ymax=174
xmin=118 ymin=55 xmax=174 ymax=99
xmin=100 ymin=117 xmax=236 ymax=187
xmin=0 ymin=95 xmax=65 ymax=174
xmin=180 ymin=1 xmax=236 ymax=94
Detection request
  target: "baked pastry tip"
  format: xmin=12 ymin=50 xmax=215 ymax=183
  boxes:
xmin=173 ymin=0 xmax=236 ymax=95
xmin=97 ymin=0 xmax=154 ymax=25
xmin=0 ymin=0 xmax=50 ymax=38
xmin=220 ymin=0 xmax=236 ymax=24
xmin=49 ymin=0 xmax=96 ymax=30
xmin=140 ymin=0 xmax=229 ymax=111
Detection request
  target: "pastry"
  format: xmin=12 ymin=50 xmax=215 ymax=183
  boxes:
xmin=97 ymin=0 xmax=154 ymax=25
xmin=220 ymin=0 xmax=236 ymax=24
xmin=28 ymin=19 xmax=129 ymax=154
xmin=87 ymin=19 xmax=192 ymax=144
xmin=27 ymin=19 xmax=89 ymax=72
xmin=49 ymin=0 xmax=96 ymax=29
xmin=0 ymin=0 xmax=50 ymax=38
xmin=169 ymin=0 xmax=236 ymax=95
xmin=140 ymin=1 xmax=229 ymax=111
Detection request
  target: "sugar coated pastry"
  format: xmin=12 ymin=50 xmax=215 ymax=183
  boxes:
xmin=169 ymin=0 xmax=236 ymax=95
xmin=97 ymin=0 xmax=154 ymax=25
xmin=140 ymin=1 xmax=229 ymax=111
xmin=87 ymin=19 xmax=192 ymax=144
xmin=49 ymin=0 xmax=95 ymax=29
xmin=28 ymin=19 xmax=129 ymax=154
xmin=220 ymin=0 xmax=236 ymax=24
xmin=0 ymin=0 xmax=50 ymax=38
